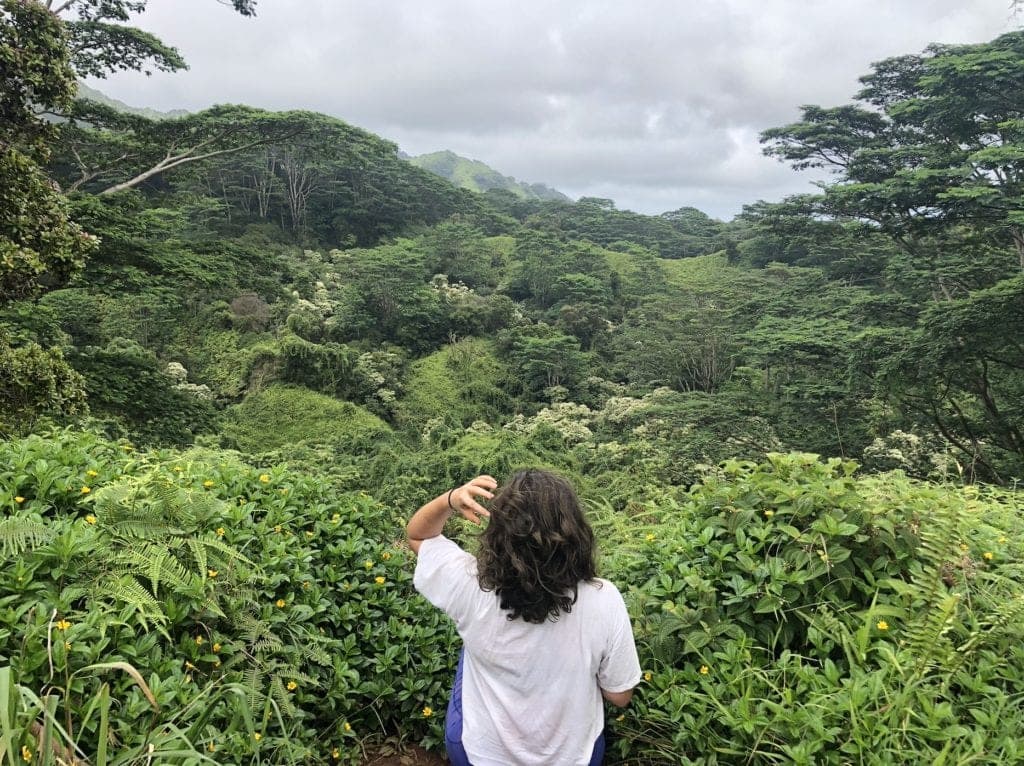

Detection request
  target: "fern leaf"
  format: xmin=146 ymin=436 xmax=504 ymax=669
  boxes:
xmin=0 ymin=517 xmax=53 ymax=559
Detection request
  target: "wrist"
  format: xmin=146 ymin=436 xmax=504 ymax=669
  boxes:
xmin=447 ymin=487 xmax=458 ymax=514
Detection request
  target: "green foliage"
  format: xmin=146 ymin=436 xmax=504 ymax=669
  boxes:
xmin=5 ymin=431 xmax=1023 ymax=765
xmin=70 ymin=338 xmax=216 ymax=445
xmin=0 ymin=330 xmax=86 ymax=435
xmin=221 ymin=384 xmax=390 ymax=453
xmin=598 ymin=454 xmax=1024 ymax=764
xmin=396 ymin=339 xmax=513 ymax=430
xmin=0 ymin=428 xmax=456 ymax=764
xmin=761 ymin=32 xmax=1024 ymax=479
xmin=409 ymin=150 xmax=569 ymax=202
xmin=499 ymin=324 xmax=590 ymax=398
xmin=0 ymin=0 xmax=76 ymax=156
xmin=0 ymin=2 xmax=97 ymax=306
xmin=524 ymin=197 xmax=721 ymax=258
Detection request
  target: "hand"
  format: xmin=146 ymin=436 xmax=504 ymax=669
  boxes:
xmin=450 ymin=475 xmax=498 ymax=524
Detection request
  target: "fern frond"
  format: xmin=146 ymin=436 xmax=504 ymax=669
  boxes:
xmin=901 ymin=490 xmax=974 ymax=676
xmin=114 ymin=547 xmax=202 ymax=597
xmin=269 ymin=675 xmax=297 ymax=718
xmin=295 ymin=639 xmax=332 ymax=667
xmin=97 ymin=576 xmax=168 ymax=628
xmin=187 ymin=539 xmax=208 ymax=577
xmin=252 ymin=634 xmax=284 ymax=654
xmin=0 ymin=517 xmax=53 ymax=559
xmin=194 ymin=536 xmax=256 ymax=568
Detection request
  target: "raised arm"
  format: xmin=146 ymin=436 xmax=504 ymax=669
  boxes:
xmin=406 ymin=475 xmax=498 ymax=554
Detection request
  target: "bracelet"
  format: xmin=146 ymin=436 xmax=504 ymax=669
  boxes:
xmin=447 ymin=488 xmax=457 ymax=513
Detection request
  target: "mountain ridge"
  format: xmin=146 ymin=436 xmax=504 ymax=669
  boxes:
xmin=408 ymin=149 xmax=570 ymax=202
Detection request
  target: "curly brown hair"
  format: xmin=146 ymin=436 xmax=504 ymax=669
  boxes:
xmin=476 ymin=469 xmax=597 ymax=624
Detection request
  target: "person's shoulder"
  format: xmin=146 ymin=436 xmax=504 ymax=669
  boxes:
xmin=579 ymin=577 xmax=626 ymax=604
xmin=416 ymin=535 xmax=477 ymax=571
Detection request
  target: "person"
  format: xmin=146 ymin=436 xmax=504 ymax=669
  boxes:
xmin=407 ymin=469 xmax=641 ymax=766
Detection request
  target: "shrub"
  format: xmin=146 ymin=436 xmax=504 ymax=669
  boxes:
xmin=0 ymin=429 xmax=458 ymax=764
xmin=220 ymin=384 xmax=391 ymax=452
xmin=597 ymin=454 xmax=1024 ymax=764
xmin=229 ymin=292 xmax=272 ymax=332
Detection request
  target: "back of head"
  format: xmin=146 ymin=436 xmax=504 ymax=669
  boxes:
xmin=477 ymin=468 xmax=597 ymax=624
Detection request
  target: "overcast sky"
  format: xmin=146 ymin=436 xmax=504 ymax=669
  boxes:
xmin=87 ymin=0 xmax=1018 ymax=219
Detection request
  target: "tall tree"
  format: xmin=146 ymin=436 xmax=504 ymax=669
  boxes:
xmin=44 ymin=0 xmax=256 ymax=79
xmin=761 ymin=31 xmax=1024 ymax=480
xmin=0 ymin=0 xmax=95 ymax=302
xmin=763 ymin=32 xmax=1024 ymax=277
xmin=0 ymin=0 xmax=92 ymax=429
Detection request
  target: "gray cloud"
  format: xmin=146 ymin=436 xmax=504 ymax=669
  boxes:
xmin=89 ymin=0 xmax=1017 ymax=218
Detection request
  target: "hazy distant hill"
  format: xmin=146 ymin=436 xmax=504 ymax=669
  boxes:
xmin=408 ymin=150 xmax=570 ymax=202
xmin=76 ymin=83 xmax=189 ymax=120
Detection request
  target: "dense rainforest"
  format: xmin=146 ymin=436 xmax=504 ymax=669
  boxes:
xmin=2 ymin=1 xmax=1023 ymax=763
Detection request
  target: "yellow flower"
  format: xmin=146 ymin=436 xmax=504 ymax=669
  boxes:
xmin=207 ymin=742 xmax=216 ymax=753
xmin=56 ymin=619 xmax=71 ymax=631
xmin=763 ymin=510 xmax=775 ymax=518
xmin=645 ymin=533 xmax=656 ymax=542
xmin=184 ymin=661 xmax=197 ymax=671
xmin=422 ymin=706 xmax=433 ymax=718
xmin=215 ymin=527 xmax=225 ymax=537
xmin=203 ymin=480 xmax=215 ymax=488
xmin=253 ymin=732 xmax=262 ymax=741
xmin=212 ymin=642 xmax=221 ymax=653
xmin=195 ymin=635 xmax=205 ymax=645
xmin=259 ymin=474 xmax=270 ymax=483
xmin=287 ymin=680 xmax=298 ymax=690
xmin=276 ymin=598 xmax=286 ymax=608
xmin=643 ymin=671 xmax=652 ymax=681
xmin=331 ymin=513 xmax=341 ymax=523
xmin=331 ymin=748 xmax=341 ymax=759
xmin=302 ymin=581 xmax=311 ymax=589
xmin=616 ymin=714 xmax=625 ymax=722
xmin=877 ymin=620 xmax=889 ymax=631
xmin=280 ymin=488 xmax=288 ymax=495
xmin=122 ymin=444 xmax=133 ymax=451
xmin=64 ymin=641 xmax=71 ymax=650
xmin=999 ymin=536 xmax=1007 ymax=543
xmin=214 ymin=660 xmax=221 ymax=668
xmin=21 ymin=745 xmax=31 ymax=762
xmin=364 ymin=560 xmax=373 ymax=569
xmin=343 ymin=722 xmax=351 ymax=732
xmin=174 ymin=466 xmax=184 ymax=473
xmin=983 ymin=551 xmax=994 ymax=560
xmin=375 ymin=576 xmax=386 ymax=585
xmin=86 ymin=469 xmax=98 ymax=477
xmin=305 ymin=531 xmax=314 ymax=538
xmin=85 ymin=514 xmax=97 ymax=524
xmin=207 ymin=568 xmax=218 ymax=578
xmin=381 ymin=551 xmax=392 ymax=561
xmin=699 ymin=665 xmax=709 ymax=675
xmin=14 ymin=496 xmax=24 ymax=503
xmin=80 ymin=486 xmax=91 ymax=494
xmin=960 ymin=543 xmax=969 ymax=552
xmin=274 ymin=525 xmax=282 ymax=533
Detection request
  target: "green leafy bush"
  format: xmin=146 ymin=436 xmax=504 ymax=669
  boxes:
xmin=598 ymin=454 xmax=1024 ymax=764
xmin=0 ymin=429 xmax=458 ymax=764
xmin=220 ymin=384 xmax=391 ymax=453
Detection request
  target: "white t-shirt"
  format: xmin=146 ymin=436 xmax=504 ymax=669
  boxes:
xmin=413 ymin=535 xmax=642 ymax=766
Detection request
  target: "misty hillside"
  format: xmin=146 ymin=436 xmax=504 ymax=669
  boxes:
xmin=409 ymin=149 xmax=570 ymax=202
xmin=76 ymin=83 xmax=190 ymax=120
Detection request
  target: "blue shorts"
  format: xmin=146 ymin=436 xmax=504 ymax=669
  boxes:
xmin=444 ymin=650 xmax=606 ymax=766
